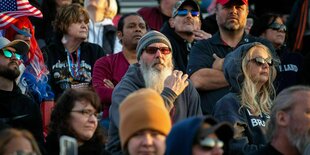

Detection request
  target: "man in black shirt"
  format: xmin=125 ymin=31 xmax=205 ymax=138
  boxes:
xmin=0 ymin=37 xmax=45 ymax=152
xmin=187 ymin=0 xmax=275 ymax=114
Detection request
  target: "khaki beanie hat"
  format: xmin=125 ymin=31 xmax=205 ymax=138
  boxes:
xmin=119 ymin=88 xmax=172 ymax=149
xmin=136 ymin=30 xmax=172 ymax=61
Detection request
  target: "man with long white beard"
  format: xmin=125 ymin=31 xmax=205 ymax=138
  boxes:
xmin=249 ymin=85 xmax=310 ymax=155
xmin=107 ymin=30 xmax=202 ymax=155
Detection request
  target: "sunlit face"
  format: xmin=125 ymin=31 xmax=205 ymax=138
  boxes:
xmin=246 ymin=46 xmax=271 ymax=86
xmin=69 ymin=100 xmax=98 ymax=144
xmin=287 ymin=91 xmax=310 ymax=154
xmin=261 ymin=17 xmax=286 ymax=49
xmin=84 ymin=0 xmax=107 ymax=10
xmin=192 ymin=134 xmax=224 ymax=155
xmin=3 ymin=137 xmax=34 ymax=155
xmin=169 ymin=5 xmax=201 ymax=34
xmin=118 ymin=15 xmax=147 ymax=50
xmin=127 ymin=129 xmax=166 ymax=155
xmin=215 ymin=3 xmax=248 ymax=32
xmin=140 ymin=43 xmax=173 ymax=71
xmin=66 ymin=16 xmax=89 ymax=40
xmin=55 ymin=0 xmax=72 ymax=8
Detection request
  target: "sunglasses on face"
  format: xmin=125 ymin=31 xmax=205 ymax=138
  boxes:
xmin=144 ymin=47 xmax=172 ymax=55
xmin=199 ymin=137 xmax=224 ymax=151
xmin=268 ymin=23 xmax=287 ymax=32
xmin=0 ymin=49 xmax=22 ymax=60
xmin=248 ymin=57 xmax=273 ymax=66
xmin=176 ymin=9 xmax=200 ymax=17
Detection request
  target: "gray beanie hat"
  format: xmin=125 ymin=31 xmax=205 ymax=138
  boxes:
xmin=136 ymin=30 xmax=172 ymax=61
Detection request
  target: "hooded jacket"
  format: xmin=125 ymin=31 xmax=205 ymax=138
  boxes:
xmin=165 ymin=116 xmax=233 ymax=155
xmin=213 ymin=42 xmax=270 ymax=155
xmin=106 ymin=63 xmax=202 ymax=155
xmin=165 ymin=117 xmax=206 ymax=155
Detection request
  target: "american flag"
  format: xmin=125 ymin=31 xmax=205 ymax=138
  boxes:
xmin=0 ymin=0 xmax=43 ymax=29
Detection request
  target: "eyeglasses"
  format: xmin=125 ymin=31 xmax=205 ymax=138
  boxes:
xmin=0 ymin=49 xmax=22 ymax=60
xmin=248 ymin=57 xmax=273 ymax=66
xmin=268 ymin=23 xmax=287 ymax=32
xmin=71 ymin=109 xmax=99 ymax=119
xmin=176 ymin=9 xmax=199 ymax=17
xmin=199 ymin=137 xmax=224 ymax=151
xmin=144 ymin=47 xmax=172 ymax=55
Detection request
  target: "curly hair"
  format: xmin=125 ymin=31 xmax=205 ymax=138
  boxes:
xmin=240 ymin=44 xmax=276 ymax=116
xmin=0 ymin=128 xmax=41 ymax=155
xmin=53 ymin=3 xmax=90 ymax=35
xmin=49 ymin=88 xmax=104 ymax=143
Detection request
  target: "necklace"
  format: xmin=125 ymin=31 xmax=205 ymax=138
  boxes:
xmin=66 ymin=48 xmax=81 ymax=78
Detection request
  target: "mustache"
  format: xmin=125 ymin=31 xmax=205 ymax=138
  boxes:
xmin=8 ymin=61 xmax=19 ymax=66
xmin=151 ymin=59 xmax=165 ymax=67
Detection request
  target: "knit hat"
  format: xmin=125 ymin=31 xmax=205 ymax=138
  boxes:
xmin=119 ymin=88 xmax=172 ymax=149
xmin=136 ymin=30 xmax=172 ymax=61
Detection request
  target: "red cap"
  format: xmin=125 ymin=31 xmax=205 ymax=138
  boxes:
xmin=216 ymin=0 xmax=248 ymax=6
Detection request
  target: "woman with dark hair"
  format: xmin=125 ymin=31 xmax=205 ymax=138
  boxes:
xmin=213 ymin=42 xmax=277 ymax=155
xmin=0 ymin=128 xmax=41 ymax=155
xmin=46 ymin=88 xmax=110 ymax=155
xmin=43 ymin=3 xmax=105 ymax=98
xmin=250 ymin=13 xmax=303 ymax=93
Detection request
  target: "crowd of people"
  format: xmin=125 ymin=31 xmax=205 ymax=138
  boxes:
xmin=0 ymin=0 xmax=310 ymax=154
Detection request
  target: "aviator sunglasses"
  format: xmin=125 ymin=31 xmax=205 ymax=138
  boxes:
xmin=268 ymin=23 xmax=287 ymax=32
xmin=199 ymin=137 xmax=224 ymax=151
xmin=0 ymin=49 xmax=22 ymax=60
xmin=248 ymin=57 xmax=273 ymax=66
xmin=144 ymin=47 xmax=172 ymax=55
xmin=176 ymin=9 xmax=199 ymax=17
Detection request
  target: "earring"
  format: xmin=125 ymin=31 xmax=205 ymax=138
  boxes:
xmin=61 ymin=35 xmax=68 ymax=44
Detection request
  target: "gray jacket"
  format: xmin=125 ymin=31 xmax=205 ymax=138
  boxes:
xmin=106 ymin=63 xmax=202 ymax=154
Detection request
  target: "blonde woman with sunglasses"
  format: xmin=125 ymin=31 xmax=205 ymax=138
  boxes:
xmin=213 ymin=42 xmax=277 ymax=155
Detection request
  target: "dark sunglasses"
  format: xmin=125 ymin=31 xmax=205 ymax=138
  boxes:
xmin=268 ymin=23 xmax=287 ymax=32
xmin=144 ymin=47 xmax=172 ymax=55
xmin=176 ymin=9 xmax=199 ymax=17
xmin=199 ymin=137 xmax=224 ymax=151
xmin=248 ymin=57 xmax=273 ymax=66
xmin=0 ymin=49 xmax=22 ymax=60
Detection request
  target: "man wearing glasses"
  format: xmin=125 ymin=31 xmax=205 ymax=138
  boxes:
xmin=107 ymin=30 xmax=202 ymax=155
xmin=0 ymin=37 xmax=45 ymax=153
xmin=187 ymin=0 xmax=277 ymax=115
xmin=161 ymin=0 xmax=212 ymax=73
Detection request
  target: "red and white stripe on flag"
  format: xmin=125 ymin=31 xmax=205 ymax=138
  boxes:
xmin=0 ymin=0 xmax=43 ymax=29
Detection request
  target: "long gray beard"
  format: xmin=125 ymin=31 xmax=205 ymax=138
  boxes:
xmin=287 ymin=126 xmax=310 ymax=154
xmin=141 ymin=62 xmax=173 ymax=93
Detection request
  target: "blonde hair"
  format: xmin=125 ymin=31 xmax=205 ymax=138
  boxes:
xmin=105 ymin=0 xmax=118 ymax=19
xmin=240 ymin=44 xmax=276 ymax=116
xmin=0 ymin=128 xmax=41 ymax=155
